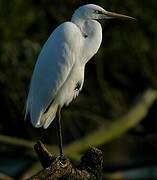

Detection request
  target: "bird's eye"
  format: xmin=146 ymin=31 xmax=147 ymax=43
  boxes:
xmin=94 ymin=10 xmax=101 ymax=14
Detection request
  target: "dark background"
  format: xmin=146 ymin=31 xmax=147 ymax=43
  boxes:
xmin=0 ymin=0 xmax=157 ymax=179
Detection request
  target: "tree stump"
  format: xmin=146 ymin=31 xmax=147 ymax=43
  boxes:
xmin=27 ymin=141 xmax=103 ymax=179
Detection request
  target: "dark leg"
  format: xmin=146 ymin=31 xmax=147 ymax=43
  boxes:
xmin=56 ymin=106 xmax=64 ymax=158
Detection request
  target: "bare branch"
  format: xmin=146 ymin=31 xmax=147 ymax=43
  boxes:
xmin=27 ymin=142 xmax=103 ymax=179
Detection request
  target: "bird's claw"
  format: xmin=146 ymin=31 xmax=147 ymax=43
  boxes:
xmin=56 ymin=155 xmax=67 ymax=168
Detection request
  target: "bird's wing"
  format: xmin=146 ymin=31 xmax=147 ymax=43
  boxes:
xmin=25 ymin=22 xmax=82 ymax=127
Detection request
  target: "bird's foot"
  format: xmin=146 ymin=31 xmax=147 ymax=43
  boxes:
xmin=56 ymin=155 xmax=67 ymax=168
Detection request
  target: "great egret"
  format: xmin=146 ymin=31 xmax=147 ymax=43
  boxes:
xmin=25 ymin=4 xmax=135 ymax=157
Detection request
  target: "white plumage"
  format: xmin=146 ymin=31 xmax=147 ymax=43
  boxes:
xmin=25 ymin=4 xmax=134 ymax=129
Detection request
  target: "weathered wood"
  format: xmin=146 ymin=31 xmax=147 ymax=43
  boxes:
xmin=27 ymin=141 xmax=103 ymax=179
xmin=34 ymin=141 xmax=55 ymax=168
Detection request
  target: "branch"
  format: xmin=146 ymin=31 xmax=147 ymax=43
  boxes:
xmin=27 ymin=141 xmax=103 ymax=179
xmin=0 ymin=89 xmax=156 ymax=160
xmin=64 ymin=89 xmax=157 ymax=158
xmin=0 ymin=134 xmax=58 ymax=155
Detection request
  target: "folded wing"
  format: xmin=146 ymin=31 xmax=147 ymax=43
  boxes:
xmin=25 ymin=22 xmax=82 ymax=127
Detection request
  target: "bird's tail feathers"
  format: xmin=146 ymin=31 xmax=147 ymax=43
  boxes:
xmin=41 ymin=103 xmax=59 ymax=129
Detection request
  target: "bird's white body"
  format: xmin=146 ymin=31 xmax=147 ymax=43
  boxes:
xmin=25 ymin=4 xmax=103 ymax=128
xmin=25 ymin=4 xmax=133 ymax=129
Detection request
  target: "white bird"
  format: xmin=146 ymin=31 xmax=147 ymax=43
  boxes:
xmin=25 ymin=4 xmax=135 ymax=157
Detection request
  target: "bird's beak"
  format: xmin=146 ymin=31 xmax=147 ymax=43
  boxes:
xmin=104 ymin=10 xmax=136 ymax=20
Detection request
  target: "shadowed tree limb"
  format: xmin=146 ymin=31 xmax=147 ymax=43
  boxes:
xmin=34 ymin=141 xmax=55 ymax=168
xmin=0 ymin=89 xmax=156 ymax=161
xmin=64 ymin=89 xmax=157 ymax=158
xmin=27 ymin=141 xmax=103 ymax=179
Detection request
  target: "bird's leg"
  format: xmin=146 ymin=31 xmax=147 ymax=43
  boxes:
xmin=56 ymin=106 xmax=64 ymax=159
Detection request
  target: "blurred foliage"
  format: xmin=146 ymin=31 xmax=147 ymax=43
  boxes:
xmin=0 ymin=0 xmax=157 ymax=145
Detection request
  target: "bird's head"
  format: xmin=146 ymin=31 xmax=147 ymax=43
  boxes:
xmin=72 ymin=4 xmax=135 ymax=21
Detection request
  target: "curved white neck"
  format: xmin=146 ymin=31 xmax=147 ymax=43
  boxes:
xmin=71 ymin=17 xmax=102 ymax=64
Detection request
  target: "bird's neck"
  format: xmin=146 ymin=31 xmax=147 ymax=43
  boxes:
xmin=71 ymin=17 xmax=88 ymax=37
xmin=71 ymin=17 xmax=101 ymax=38
xmin=71 ymin=17 xmax=102 ymax=63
